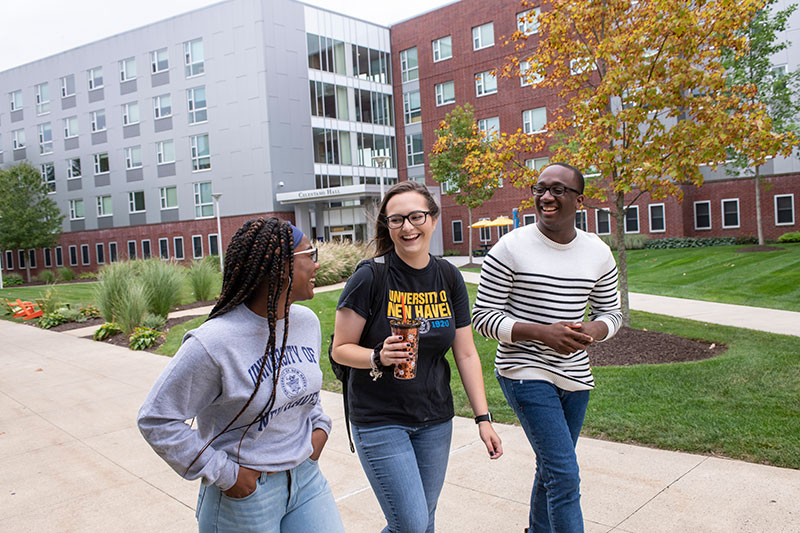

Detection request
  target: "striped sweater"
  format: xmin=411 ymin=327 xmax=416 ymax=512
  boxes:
xmin=472 ymin=223 xmax=623 ymax=391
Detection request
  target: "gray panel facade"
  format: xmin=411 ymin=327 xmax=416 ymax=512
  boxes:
xmin=154 ymin=117 xmax=172 ymax=133
xmin=88 ymin=88 xmax=104 ymax=103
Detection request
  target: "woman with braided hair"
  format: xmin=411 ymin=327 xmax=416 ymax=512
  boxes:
xmin=138 ymin=217 xmax=344 ymax=533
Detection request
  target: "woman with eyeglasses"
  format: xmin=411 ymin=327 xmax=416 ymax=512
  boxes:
xmin=138 ymin=217 xmax=345 ymax=533
xmin=332 ymin=181 xmax=502 ymax=533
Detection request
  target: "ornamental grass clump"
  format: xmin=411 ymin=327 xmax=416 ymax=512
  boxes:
xmin=188 ymin=260 xmax=218 ymax=301
xmin=116 ymin=283 xmax=150 ymax=336
xmin=141 ymin=259 xmax=184 ymax=317
xmin=95 ymin=262 xmax=137 ymax=323
xmin=314 ymin=241 xmax=372 ymax=287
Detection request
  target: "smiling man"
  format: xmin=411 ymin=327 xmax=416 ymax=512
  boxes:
xmin=472 ymin=162 xmax=623 ymax=532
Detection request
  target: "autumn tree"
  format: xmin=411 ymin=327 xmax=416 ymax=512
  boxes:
xmin=0 ymin=163 xmax=64 ymax=283
xmin=722 ymin=0 xmax=800 ymax=245
xmin=430 ymin=103 xmax=543 ymax=265
xmin=487 ymin=0 xmax=796 ymax=324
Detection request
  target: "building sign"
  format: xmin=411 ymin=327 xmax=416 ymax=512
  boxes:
xmin=276 ymin=183 xmax=374 ymax=204
xmin=297 ymin=188 xmax=341 ymax=198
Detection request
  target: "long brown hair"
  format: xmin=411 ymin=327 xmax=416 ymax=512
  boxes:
xmin=186 ymin=217 xmax=295 ymax=473
xmin=373 ymin=181 xmax=440 ymax=257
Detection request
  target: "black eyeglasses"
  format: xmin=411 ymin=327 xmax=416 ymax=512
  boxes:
xmin=531 ymin=184 xmax=582 ymax=197
xmin=384 ymin=210 xmax=431 ymax=229
xmin=293 ymin=247 xmax=318 ymax=262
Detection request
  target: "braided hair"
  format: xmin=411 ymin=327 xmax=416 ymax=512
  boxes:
xmin=186 ymin=217 xmax=295 ymax=473
xmin=373 ymin=181 xmax=440 ymax=257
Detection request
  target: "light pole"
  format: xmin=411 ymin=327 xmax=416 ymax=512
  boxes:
xmin=211 ymin=192 xmax=224 ymax=272
xmin=372 ymin=155 xmax=390 ymax=201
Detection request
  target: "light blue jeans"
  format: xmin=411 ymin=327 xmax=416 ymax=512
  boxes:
xmin=196 ymin=457 xmax=344 ymax=533
xmin=352 ymin=419 xmax=453 ymax=533
xmin=497 ymin=374 xmax=589 ymax=533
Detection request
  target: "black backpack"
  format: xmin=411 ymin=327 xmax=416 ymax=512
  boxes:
xmin=328 ymin=255 xmax=458 ymax=452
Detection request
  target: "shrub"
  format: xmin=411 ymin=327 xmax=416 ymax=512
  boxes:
xmin=79 ymin=305 xmax=102 ymax=319
xmin=140 ymin=259 xmax=184 ymax=317
xmin=598 ymin=234 xmax=650 ymax=250
xmin=315 ymin=241 xmax=372 ymax=286
xmin=78 ymin=271 xmax=98 ymax=280
xmin=442 ymin=249 xmax=461 ymax=256
xmin=645 ymin=237 xmax=739 ymax=249
xmin=36 ymin=285 xmax=61 ymax=315
xmin=200 ymin=254 xmax=223 ymax=273
xmin=38 ymin=311 xmax=68 ymax=329
xmin=733 ymin=235 xmax=758 ymax=245
xmin=58 ymin=267 xmax=75 ymax=281
xmin=129 ymin=326 xmax=163 ymax=351
xmin=37 ymin=270 xmax=57 ymax=283
xmin=188 ymin=260 xmax=218 ymax=301
xmin=94 ymin=322 xmax=122 ymax=341
xmin=3 ymin=273 xmax=24 ymax=287
xmin=777 ymin=231 xmax=800 ymax=243
xmin=142 ymin=312 xmax=167 ymax=331
xmin=116 ymin=283 xmax=150 ymax=335
xmin=95 ymin=262 xmax=137 ymax=322
xmin=62 ymin=307 xmax=88 ymax=323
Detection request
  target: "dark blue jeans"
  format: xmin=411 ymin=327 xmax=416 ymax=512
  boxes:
xmin=497 ymin=374 xmax=589 ymax=533
xmin=352 ymin=420 xmax=453 ymax=533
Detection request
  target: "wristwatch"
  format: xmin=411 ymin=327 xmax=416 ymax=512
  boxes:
xmin=475 ymin=413 xmax=493 ymax=424
xmin=369 ymin=344 xmax=384 ymax=381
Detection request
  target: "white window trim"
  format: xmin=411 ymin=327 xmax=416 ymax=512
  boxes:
xmin=624 ymin=205 xmax=640 ymax=234
xmin=122 ymin=102 xmax=140 ymax=126
xmin=12 ymin=129 xmax=26 ymax=149
xmin=96 ymin=195 xmax=113 ymax=217
xmin=61 ymin=76 xmax=75 ymax=98
xmin=90 ymin=110 xmax=107 ymax=133
xmin=63 ymin=117 xmax=79 ymax=139
xmin=159 ymin=238 xmax=170 ymax=260
xmin=721 ymin=198 xmax=740 ymax=229
xmin=68 ymin=245 xmax=78 ymax=266
xmin=80 ymin=244 xmax=90 ymax=266
xmin=35 ymin=83 xmax=50 ymax=116
xmin=774 ymin=194 xmax=794 ymax=226
xmin=191 ymin=134 xmax=211 ymax=172
xmin=575 ymin=209 xmax=588 ymax=231
xmin=451 ymin=220 xmax=464 ymax=243
xmin=517 ymin=9 xmax=541 ymax=36
xmin=151 ymin=48 xmax=169 ymax=74
xmin=96 ymin=243 xmax=105 ymax=265
xmin=595 ymin=208 xmax=611 ymax=235
xmin=109 ymin=242 xmax=118 ymax=263
xmin=648 ymin=203 xmax=666 ymax=233
xmin=192 ymin=234 xmax=204 ymax=259
xmin=93 ymin=153 xmax=110 ymax=175
xmin=472 ymin=22 xmax=495 ymax=51
xmin=88 ymin=67 xmax=104 ymax=91
xmin=523 ymin=108 xmax=547 ymax=135
xmin=208 ymin=233 xmax=219 ymax=256
xmin=119 ymin=57 xmax=137 ymax=82
xmin=157 ymin=140 xmax=176 ymax=165
xmin=187 ymin=87 xmax=208 ymax=125
xmin=55 ymin=246 xmax=64 ymax=267
xmin=128 ymin=191 xmax=146 ymax=213
xmin=523 ymin=214 xmax=536 ymax=226
xmin=475 ymin=71 xmax=497 ymax=97
xmin=193 ymin=182 xmax=214 ymax=218
xmin=43 ymin=247 xmax=52 ymax=268
xmin=28 ymin=249 xmax=37 ymax=269
xmin=66 ymin=158 xmax=82 ymax=179
xmin=125 ymin=146 xmax=143 ymax=169
xmin=432 ymin=36 xmax=452 ymax=62
xmin=69 ymin=199 xmax=85 ymax=221
xmin=153 ymin=94 xmax=172 ymax=119
xmin=160 ymin=186 xmax=178 ymax=210
xmin=693 ymin=200 xmax=712 ymax=230
xmin=127 ymin=240 xmax=137 ymax=260
xmin=141 ymin=239 xmax=152 ymax=259
xmin=435 ymin=81 xmax=455 ymax=107
xmin=173 ymin=236 xmax=185 ymax=260
xmin=184 ymin=38 xmax=205 ymax=79
xmin=399 ymin=48 xmax=419 ymax=83
xmin=4 ymin=250 xmax=13 ymax=270
xmin=10 ymin=90 xmax=23 ymax=111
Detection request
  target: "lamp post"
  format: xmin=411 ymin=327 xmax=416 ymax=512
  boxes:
xmin=372 ymin=155 xmax=391 ymax=201
xmin=211 ymin=192 xmax=224 ymax=272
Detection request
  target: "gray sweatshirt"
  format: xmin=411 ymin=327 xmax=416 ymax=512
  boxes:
xmin=137 ymin=303 xmax=332 ymax=490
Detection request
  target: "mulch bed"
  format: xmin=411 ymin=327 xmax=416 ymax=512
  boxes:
xmin=588 ymin=326 xmax=726 ymax=366
xmin=50 ymin=317 xmax=105 ymax=332
xmin=103 ymin=314 xmax=203 ymax=352
xmin=735 ymin=245 xmax=785 ymax=253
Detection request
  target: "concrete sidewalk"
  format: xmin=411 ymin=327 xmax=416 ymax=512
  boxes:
xmin=1 ymin=319 xmax=798 ymax=532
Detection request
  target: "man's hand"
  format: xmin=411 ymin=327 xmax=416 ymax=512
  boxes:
xmin=539 ymin=322 xmax=594 ymax=355
xmin=223 ymin=466 xmax=261 ymax=499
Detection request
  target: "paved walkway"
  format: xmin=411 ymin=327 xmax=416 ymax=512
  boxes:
xmin=2 ymin=319 xmax=799 ymax=532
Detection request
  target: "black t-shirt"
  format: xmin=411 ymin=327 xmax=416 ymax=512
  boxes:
xmin=336 ymin=251 xmax=470 ymax=428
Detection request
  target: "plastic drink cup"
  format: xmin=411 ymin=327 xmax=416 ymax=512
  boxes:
xmin=390 ymin=319 xmax=420 ymax=380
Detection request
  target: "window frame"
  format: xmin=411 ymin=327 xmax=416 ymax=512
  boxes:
xmin=69 ymin=245 xmax=78 ymax=266
xmin=69 ymin=199 xmax=85 ymax=220
xmin=109 ymin=242 xmax=118 ymax=263
xmin=128 ymin=191 xmax=146 ymax=214
xmin=160 ymin=186 xmax=178 ymax=210
xmin=88 ymin=67 xmax=104 ymax=91
xmin=174 ymin=236 xmax=185 ymax=260
xmin=127 ymin=240 xmax=137 ymax=260
xmin=4 ymin=250 xmax=13 ymax=270
xmin=122 ymin=102 xmax=140 ymax=126
xmin=193 ymin=182 xmax=214 ymax=218
xmin=648 ymin=203 xmax=666 ymax=233
xmin=192 ymin=235 xmax=204 ymax=259
xmin=451 ymin=220 xmax=463 ymax=243
xmin=151 ymin=48 xmax=169 ymax=74
xmin=522 ymin=107 xmax=547 ymax=134
xmin=10 ymin=89 xmax=23 ymax=111
xmin=119 ymin=57 xmax=137 ymax=82
xmin=96 ymin=195 xmax=113 ymax=217
xmin=187 ymin=86 xmax=207 ymax=124
xmin=190 ymin=134 xmax=211 ymax=171
xmin=402 ymin=90 xmax=421 ymax=125
xmin=55 ymin=246 xmax=64 ymax=267
xmin=40 ymin=162 xmax=56 ymax=193
xmin=472 ymin=22 xmax=495 ymax=51
xmin=575 ymin=209 xmax=588 ymax=231
xmin=63 ymin=116 xmax=79 ymax=138
xmin=12 ymin=129 xmax=26 ymax=149
xmin=159 ymin=238 xmax=170 ymax=260
xmin=432 ymin=36 xmax=452 ymax=62
xmin=208 ymin=233 xmax=219 ymax=256
xmin=153 ymin=94 xmax=172 ymax=119
xmin=60 ymin=75 xmax=76 ymax=98
xmin=184 ymin=38 xmax=205 ymax=78
xmin=44 ymin=247 xmax=52 ymax=268
xmin=693 ymin=200 xmax=712 ymax=230
xmin=157 ymin=140 xmax=176 ymax=164
xmin=721 ymin=198 xmax=740 ymax=229
xmin=624 ymin=205 xmax=640 ymax=234
xmin=596 ymin=208 xmax=611 ymax=235
xmin=434 ymin=81 xmax=455 ymax=106
xmin=93 ymin=152 xmax=110 ymax=175
xmin=774 ymin=194 xmax=795 ymax=226
xmin=125 ymin=146 xmax=143 ymax=169
xmin=475 ymin=71 xmax=497 ymax=97
xmin=399 ymin=47 xmax=419 ymax=83
xmin=90 ymin=109 xmax=107 ymax=132
xmin=405 ymin=133 xmax=424 ymax=167
xmin=80 ymin=244 xmax=90 ymax=266
xmin=35 ymin=82 xmax=50 ymax=115
xmin=96 ymin=243 xmax=105 ymax=265
xmin=517 ymin=8 xmax=541 ymax=36
xmin=141 ymin=239 xmax=152 ymax=260
xmin=38 ymin=123 xmax=53 ymax=154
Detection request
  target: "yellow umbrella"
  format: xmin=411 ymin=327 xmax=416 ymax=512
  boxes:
xmin=470 ymin=219 xmax=493 ymax=228
xmin=487 ymin=216 xmax=514 ymax=227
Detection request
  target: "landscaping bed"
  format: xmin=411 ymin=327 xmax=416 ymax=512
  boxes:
xmin=588 ymin=326 xmax=726 ymax=366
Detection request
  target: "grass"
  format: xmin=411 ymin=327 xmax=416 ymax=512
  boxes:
xmin=1 ymin=282 xmax=100 ymax=311
xmin=157 ymin=315 xmax=206 ymax=356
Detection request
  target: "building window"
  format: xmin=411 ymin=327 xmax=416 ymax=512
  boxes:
xmin=96 ymin=195 xmax=113 ymax=217
xmin=93 ymin=153 xmax=109 ymax=174
xmin=192 ymin=235 xmax=203 ymax=259
xmin=475 ymin=71 xmax=497 ymax=97
xmin=452 ymin=220 xmax=463 ymax=243
xmin=174 ymin=237 xmax=185 ymax=260
xmin=155 ymin=140 xmax=175 ymax=164
xmin=405 ymin=133 xmax=424 ymax=167
xmin=96 ymin=243 xmax=105 ymax=264
xmin=721 ymin=199 xmax=740 ymax=229
xmin=158 ymin=238 xmax=169 ymax=260
xmin=575 ymin=210 xmax=588 ymax=231
xmin=187 ymin=87 xmax=207 ymax=123
xmin=4 ymin=250 xmax=13 ymax=270
xmin=649 ymin=203 xmax=666 ymax=232
xmin=472 ymin=22 xmax=495 ymax=50
xmin=69 ymin=199 xmax=84 ymax=220
xmin=44 ymin=248 xmax=52 ymax=268
xmin=517 ymin=9 xmax=541 ymax=35
xmin=151 ymin=48 xmax=169 ymax=73
xmin=432 ymin=36 xmax=452 ymax=62
xmin=191 ymin=134 xmax=211 ymax=171
xmin=60 ymin=75 xmax=76 ymax=98
xmin=194 ymin=182 xmax=214 ymax=218
xmin=308 ymin=33 xmax=346 ymax=74
xmin=522 ymin=107 xmax=547 ymax=134
xmin=775 ymin=194 xmax=794 ymax=225
xmin=694 ymin=201 xmax=711 ymax=230
xmin=435 ymin=81 xmax=455 ymax=106
xmin=127 ymin=240 xmax=137 ymax=260
xmin=81 ymin=244 xmax=90 ymax=265
xmin=400 ymin=47 xmax=418 ymax=82
xmin=523 ymin=214 xmax=536 ymax=225
xmin=479 ymin=220 xmax=491 ymax=242
xmin=18 ymin=250 xmax=26 ymax=269
xmin=625 ymin=206 xmax=640 ymax=233
xmin=184 ymin=38 xmax=204 ymax=78
xmin=63 ymin=116 xmax=79 ymax=138
xmin=519 ymin=60 xmax=543 ymax=87
xmin=90 ymin=110 xmax=106 ymax=132
xmin=119 ymin=57 xmax=136 ymax=82
xmin=125 ymin=146 xmax=142 ymax=169
xmin=109 ymin=242 xmax=118 ymax=263
xmin=55 ymin=246 xmax=63 ymax=267
xmin=35 ymin=82 xmax=50 ymax=115
xmin=153 ymin=94 xmax=171 ymax=119
xmin=28 ymin=249 xmax=37 ymax=269
xmin=38 ymin=123 xmax=53 ymax=154
xmin=88 ymin=67 xmax=104 ymax=90
xmin=208 ymin=234 xmax=219 ymax=256
xmin=142 ymin=240 xmax=152 ymax=259
xmin=10 ymin=89 xmax=23 ymax=111
xmin=596 ymin=209 xmax=610 ymax=235
xmin=525 ymin=157 xmax=550 ymax=173
xmin=128 ymin=191 xmax=146 ymax=213
xmin=40 ymin=163 xmax=55 ymax=193
xmin=160 ymin=186 xmax=178 ymax=209
xmin=478 ymin=117 xmax=500 ymax=140
xmin=403 ymin=90 xmax=421 ymax=124
xmin=12 ymin=129 xmax=26 ymax=149
xmin=69 ymin=245 xmax=78 ymax=266
xmin=122 ymin=102 xmax=140 ymax=126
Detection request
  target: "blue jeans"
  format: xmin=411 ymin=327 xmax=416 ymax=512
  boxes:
xmin=497 ymin=374 xmax=589 ymax=533
xmin=352 ymin=419 xmax=453 ymax=533
xmin=196 ymin=458 xmax=344 ymax=533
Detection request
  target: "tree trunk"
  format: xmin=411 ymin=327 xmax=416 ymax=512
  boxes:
xmin=614 ymin=192 xmax=630 ymax=327
xmin=468 ymin=207 xmax=474 ymax=264
xmin=754 ymin=165 xmax=764 ymax=246
xmin=25 ymin=263 xmax=31 ymax=283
